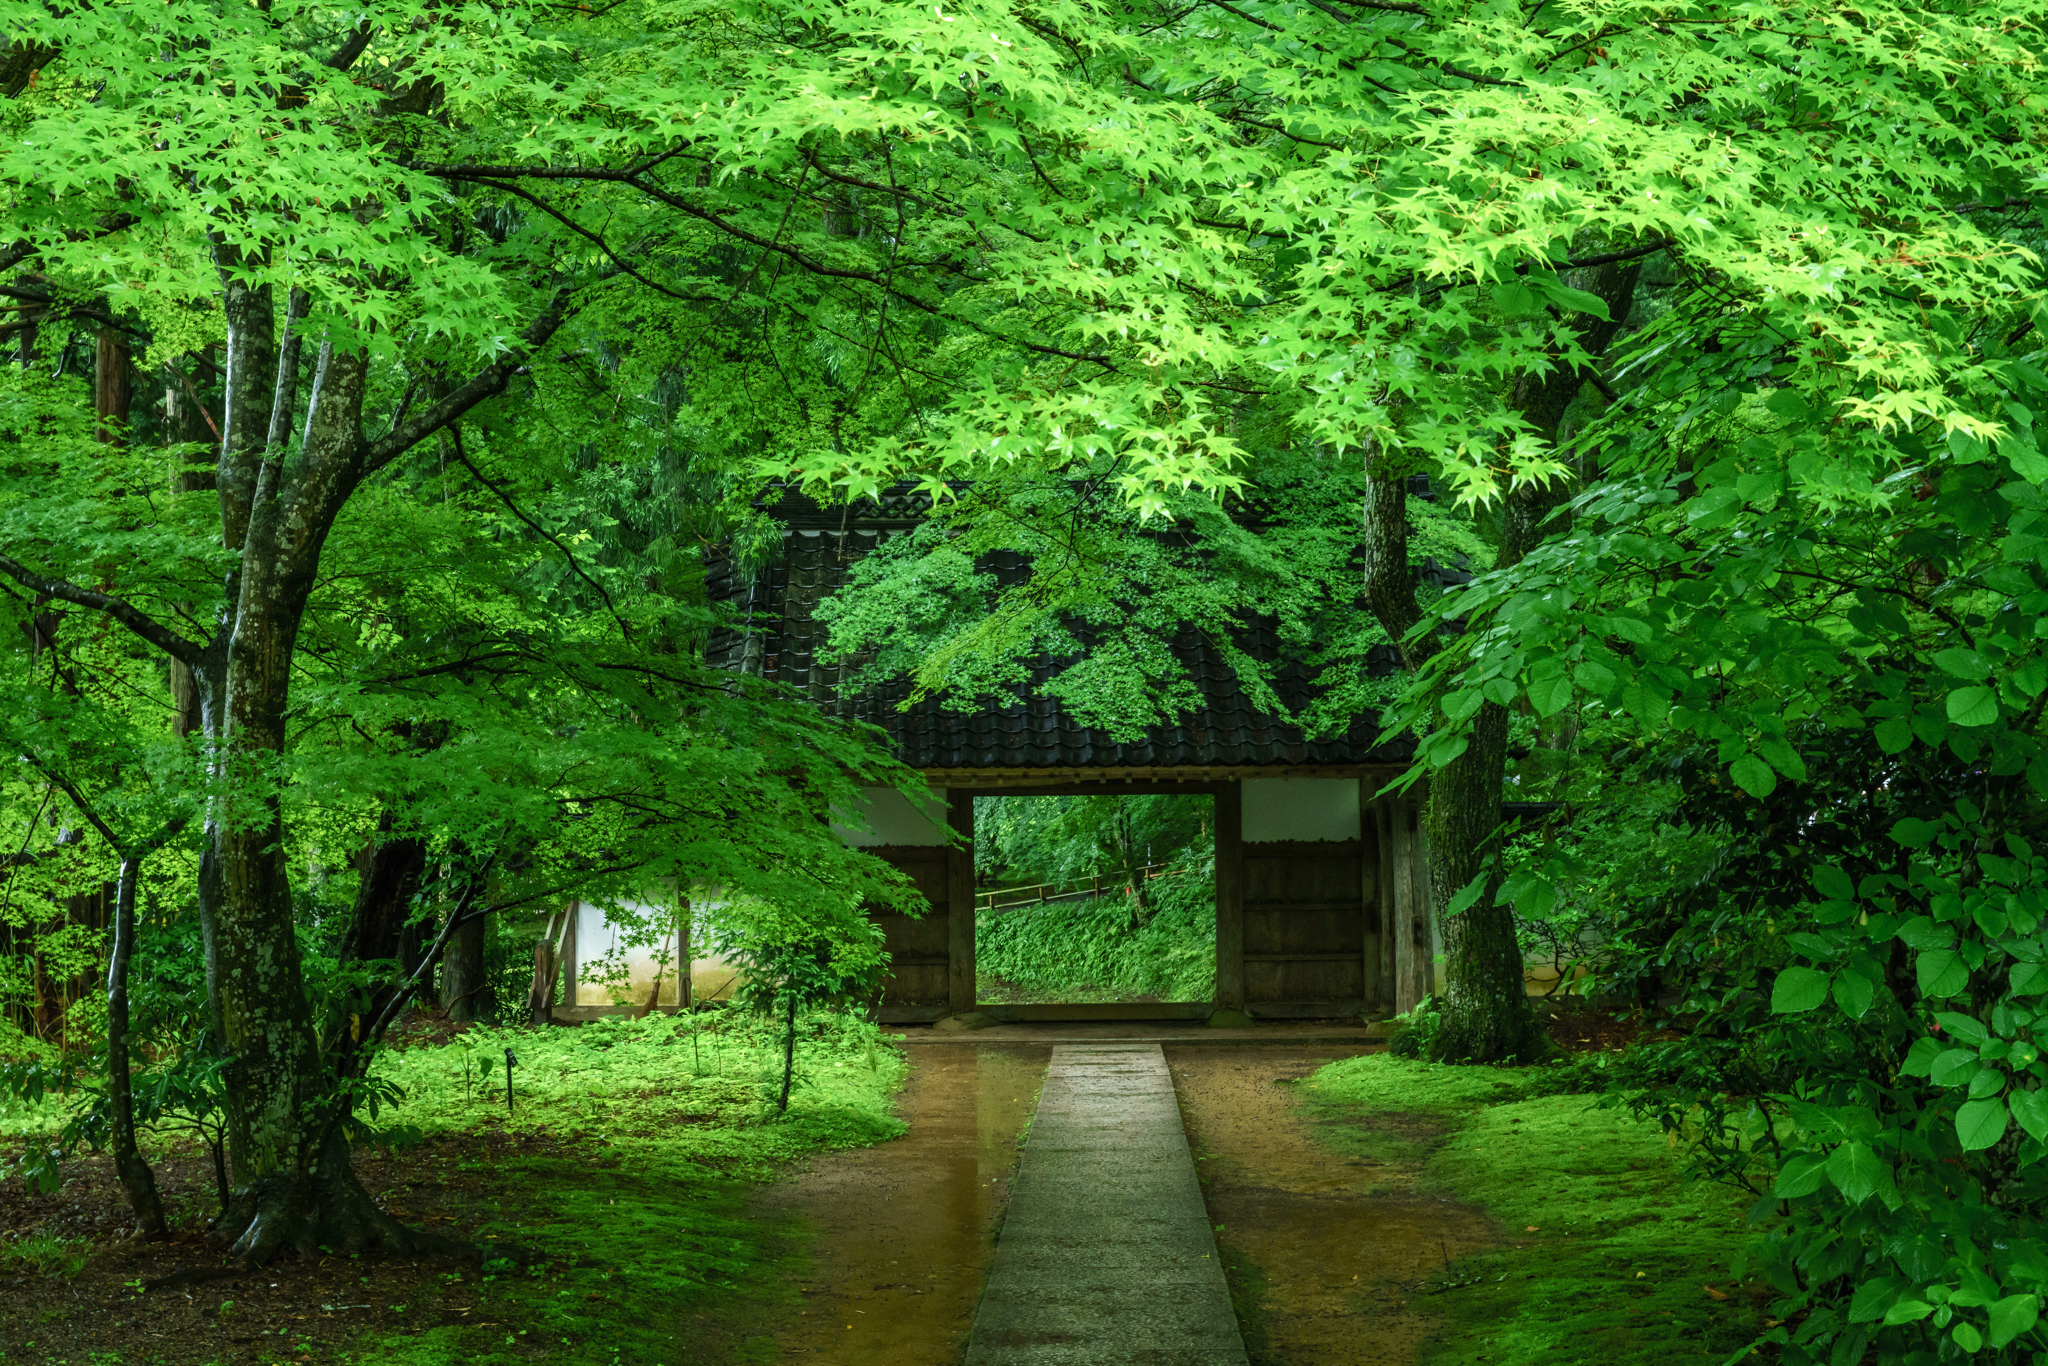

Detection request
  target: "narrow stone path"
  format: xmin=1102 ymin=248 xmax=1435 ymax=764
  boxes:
xmin=964 ymin=1043 xmax=1251 ymax=1366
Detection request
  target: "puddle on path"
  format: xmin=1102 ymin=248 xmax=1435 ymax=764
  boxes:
xmin=1168 ymin=1047 xmax=1499 ymax=1366
xmin=752 ymin=1044 xmax=1049 ymax=1363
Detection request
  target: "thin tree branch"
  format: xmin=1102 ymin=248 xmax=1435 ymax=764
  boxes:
xmin=363 ymin=291 xmax=576 ymax=472
xmin=467 ymin=176 xmax=720 ymax=305
xmin=0 ymin=553 xmax=207 ymax=665
xmin=445 ymin=426 xmax=633 ymax=640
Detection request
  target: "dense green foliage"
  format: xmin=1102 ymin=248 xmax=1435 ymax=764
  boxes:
xmin=976 ymin=856 xmax=1216 ymax=1003
xmin=3 ymin=0 xmax=2046 ymax=1346
xmin=977 ymin=793 xmax=1209 ymax=893
xmin=974 ymin=795 xmax=1215 ymax=1001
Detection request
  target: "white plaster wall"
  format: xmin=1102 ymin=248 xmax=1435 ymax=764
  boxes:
xmin=1242 ymin=777 xmax=1361 ymax=843
xmin=570 ymin=898 xmax=692 ymax=1007
xmin=831 ymin=785 xmax=951 ymax=846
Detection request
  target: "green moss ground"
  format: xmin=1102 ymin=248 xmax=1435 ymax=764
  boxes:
xmin=1305 ymin=1055 xmax=1768 ymax=1366
xmin=343 ymin=1011 xmax=908 ymax=1366
xmin=2 ymin=1010 xmax=906 ymax=1366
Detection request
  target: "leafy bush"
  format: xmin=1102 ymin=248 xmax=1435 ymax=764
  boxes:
xmin=1592 ymin=727 xmax=2048 ymax=1364
xmin=1385 ymin=994 xmax=1445 ymax=1059
xmin=976 ymin=850 xmax=1215 ymax=1001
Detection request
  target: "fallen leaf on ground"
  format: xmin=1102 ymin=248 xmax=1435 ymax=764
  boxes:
xmin=1525 ymin=1226 xmax=1539 ymax=1232
xmin=1704 ymin=1285 xmax=1730 ymax=1301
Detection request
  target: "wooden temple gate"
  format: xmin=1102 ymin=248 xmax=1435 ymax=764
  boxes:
xmin=854 ymin=774 xmax=1434 ymax=1024
xmin=711 ymin=490 xmax=1438 ymax=1025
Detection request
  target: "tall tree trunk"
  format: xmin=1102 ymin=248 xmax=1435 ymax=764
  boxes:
xmin=1363 ymin=260 xmax=1645 ymax=1062
xmin=95 ymin=332 xmax=130 ymax=446
xmin=196 ymin=333 xmax=421 ymax=1262
xmin=441 ymin=915 xmax=490 ymax=1024
xmin=105 ymin=854 xmax=167 ymax=1238
xmin=0 ymin=271 xmax=565 ymax=1265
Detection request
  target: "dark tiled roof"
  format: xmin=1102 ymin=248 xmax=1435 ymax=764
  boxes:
xmin=708 ymin=492 xmax=1415 ymax=772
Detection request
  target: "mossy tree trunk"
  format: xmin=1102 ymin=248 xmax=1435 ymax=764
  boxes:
xmin=1 ymin=277 xmax=567 ymax=1264
xmin=1362 ymin=261 xmax=1644 ymax=1062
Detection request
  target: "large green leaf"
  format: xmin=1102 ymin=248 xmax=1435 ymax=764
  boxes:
xmin=1892 ymin=819 xmax=1942 ymax=848
xmin=1933 ymin=647 xmax=1993 ymax=680
xmin=1771 ymin=966 xmax=1832 ymax=1014
xmin=1989 ymin=1294 xmax=2040 ymax=1348
xmin=1948 ymin=686 xmax=2002 ymax=728
xmin=1527 ymin=674 xmax=1573 ymax=718
xmin=1825 ymin=1141 xmax=1885 ymax=1203
xmin=1534 ymin=279 xmax=1612 ymax=320
xmin=1918 ymin=950 xmax=1971 ymax=999
xmin=1874 ymin=717 xmax=1915 ymax=753
xmin=1956 ymin=1098 xmax=2010 ymax=1152
xmin=2009 ymin=1088 xmax=2048 ymax=1142
xmin=1730 ymin=754 xmax=1778 ymax=798
xmin=1832 ymin=970 xmax=1876 ymax=1019
xmin=1774 ymin=1152 xmax=1829 ymax=1198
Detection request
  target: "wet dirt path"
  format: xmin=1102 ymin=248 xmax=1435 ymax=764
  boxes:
xmin=1168 ymin=1046 xmax=1499 ymax=1366
xmin=744 ymin=1040 xmax=1494 ymax=1366
xmin=751 ymin=1044 xmax=1050 ymax=1362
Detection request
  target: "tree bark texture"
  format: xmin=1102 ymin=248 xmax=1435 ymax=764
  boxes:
xmin=94 ymin=332 xmax=129 ymax=447
xmin=104 ymin=854 xmax=168 ymax=1238
xmin=441 ymin=915 xmax=490 ymax=1024
xmin=0 ymin=268 xmax=566 ymax=1262
xmin=181 ymin=293 xmax=564 ymax=1262
xmin=1361 ymin=261 xmax=1644 ymax=1061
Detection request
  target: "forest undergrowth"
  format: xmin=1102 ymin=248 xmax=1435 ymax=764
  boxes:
xmin=1304 ymin=1051 xmax=1770 ymax=1366
xmin=0 ymin=1009 xmax=907 ymax=1366
xmin=975 ymin=865 xmax=1215 ymax=1003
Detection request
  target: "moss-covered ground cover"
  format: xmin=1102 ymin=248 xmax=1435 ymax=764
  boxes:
xmin=1304 ymin=1054 xmax=1770 ymax=1366
xmin=0 ymin=1009 xmax=907 ymax=1366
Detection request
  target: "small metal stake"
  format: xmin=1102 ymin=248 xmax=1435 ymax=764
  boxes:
xmin=504 ymin=1048 xmax=518 ymax=1117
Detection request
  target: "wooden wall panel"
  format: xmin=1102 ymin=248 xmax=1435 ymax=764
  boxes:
xmin=1216 ymin=782 xmax=1245 ymax=1012
xmin=1243 ymin=839 xmax=1367 ymax=1011
xmin=865 ymin=844 xmax=952 ymax=1007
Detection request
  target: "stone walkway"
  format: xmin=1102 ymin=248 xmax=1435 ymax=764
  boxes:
xmin=963 ymin=1043 xmax=1251 ymax=1366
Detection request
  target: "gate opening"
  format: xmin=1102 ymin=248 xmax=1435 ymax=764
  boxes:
xmin=972 ymin=793 xmax=1216 ymax=1007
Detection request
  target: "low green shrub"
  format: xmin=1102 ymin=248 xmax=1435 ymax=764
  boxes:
xmin=976 ymin=863 xmax=1215 ymax=1002
xmin=0 ymin=1229 xmax=89 ymax=1279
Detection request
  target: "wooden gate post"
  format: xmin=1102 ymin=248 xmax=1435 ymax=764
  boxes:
xmin=948 ymin=791 xmax=976 ymax=1014
xmin=1359 ymin=778 xmax=1383 ymax=1013
xmin=1215 ymin=781 xmax=1245 ymax=1013
xmin=1386 ymin=795 xmax=1433 ymax=1014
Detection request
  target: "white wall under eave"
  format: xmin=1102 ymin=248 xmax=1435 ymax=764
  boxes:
xmin=1242 ymin=777 xmax=1361 ymax=843
xmin=571 ymin=898 xmax=691 ymax=1007
xmin=832 ymin=785 xmax=951 ymax=846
